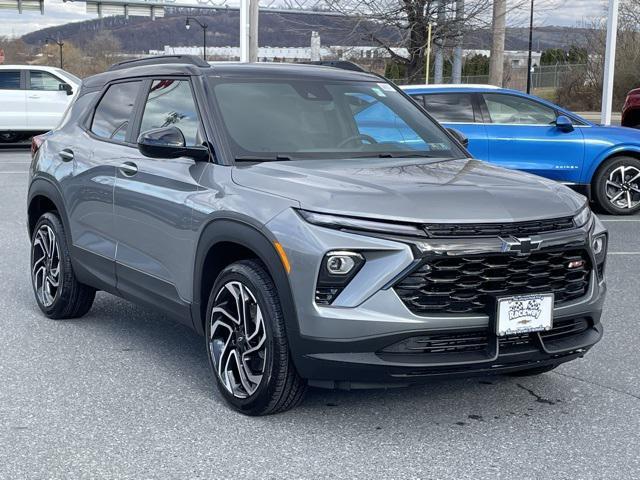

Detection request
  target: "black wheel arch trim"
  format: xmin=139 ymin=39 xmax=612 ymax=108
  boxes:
xmin=27 ymin=177 xmax=72 ymax=243
xmin=191 ymin=214 xmax=302 ymax=355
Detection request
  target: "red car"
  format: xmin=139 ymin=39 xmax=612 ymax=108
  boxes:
xmin=622 ymin=88 xmax=640 ymax=128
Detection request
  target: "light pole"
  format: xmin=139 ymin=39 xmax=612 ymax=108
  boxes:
xmin=45 ymin=37 xmax=64 ymax=69
xmin=526 ymin=0 xmax=534 ymax=94
xmin=185 ymin=17 xmax=208 ymax=61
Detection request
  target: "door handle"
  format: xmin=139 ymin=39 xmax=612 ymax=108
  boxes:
xmin=59 ymin=149 xmax=74 ymax=162
xmin=119 ymin=161 xmax=138 ymax=177
xmin=28 ymin=95 xmax=41 ymax=99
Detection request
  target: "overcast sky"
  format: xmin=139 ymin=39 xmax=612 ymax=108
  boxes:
xmin=0 ymin=0 xmax=609 ymax=38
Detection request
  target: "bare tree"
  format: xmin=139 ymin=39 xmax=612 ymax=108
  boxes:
xmin=321 ymin=0 xmax=494 ymax=83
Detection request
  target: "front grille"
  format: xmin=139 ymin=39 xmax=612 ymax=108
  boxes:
xmin=395 ymin=248 xmax=591 ymax=315
xmin=423 ymin=217 xmax=575 ymax=238
xmin=380 ymin=317 xmax=591 ymax=355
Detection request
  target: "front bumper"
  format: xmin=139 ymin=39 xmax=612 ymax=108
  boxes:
xmin=296 ymin=312 xmax=602 ymax=388
xmin=266 ymin=209 xmax=607 ymax=387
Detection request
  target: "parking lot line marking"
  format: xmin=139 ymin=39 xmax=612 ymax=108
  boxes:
xmin=600 ymin=219 xmax=640 ymax=222
xmin=608 ymin=252 xmax=640 ymax=255
xmin=0 ymin=171 xmax=28 ymax=174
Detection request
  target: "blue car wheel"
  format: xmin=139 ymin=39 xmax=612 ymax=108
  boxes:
xmin=593 ymin=156 xmax=640 ymax=215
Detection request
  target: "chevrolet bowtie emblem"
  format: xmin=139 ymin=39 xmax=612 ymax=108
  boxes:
xmin=500 ymin=236 xmax=543 ymax=256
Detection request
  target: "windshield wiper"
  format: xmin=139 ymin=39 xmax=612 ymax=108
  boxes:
xmin=375 ymin=152 xmax=442 ymax=159
xmin=234 ymin=155 xmax=293 ymax=163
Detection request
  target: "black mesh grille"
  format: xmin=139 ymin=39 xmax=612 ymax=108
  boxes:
xmin=381 ymin=331 xmax=489 ymax=354
xmin=395 ymin=249 xmax=591 ymax=315
xmin=423 ymin=217 xmax=575 ymax=238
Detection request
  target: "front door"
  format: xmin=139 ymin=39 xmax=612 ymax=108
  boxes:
xmin=26 ymin=70 xmax=73 ymax=131
xmin=114 ymin=78 xmax=204 ymax=321
xmin=479 ymin=92 xmax=585 ymax=183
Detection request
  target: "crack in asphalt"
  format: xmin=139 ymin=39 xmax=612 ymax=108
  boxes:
xmin=551 ymin=371 xmax=640 ymax=401
xmin=516 ymin=383 xmax=559 ymax=405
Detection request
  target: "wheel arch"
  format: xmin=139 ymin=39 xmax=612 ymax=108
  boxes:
xmin=191 ymin=217 xmax=300 ymax=343
xmin=27 ymin=178 xmax=71 ymax=242
xmin=586 ymin=147 xmax=640 ymax=187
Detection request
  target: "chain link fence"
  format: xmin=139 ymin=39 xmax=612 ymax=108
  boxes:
xmin=438 ymin=63 xmax=586 ymax=92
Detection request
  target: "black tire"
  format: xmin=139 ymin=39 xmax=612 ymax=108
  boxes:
xmin=30 ymin=212 xmax=96 ymax=319
xmin=0 ymin=132 xmax=23 ymax=143
xmin=205 ymin=259 xmax=306 ymax=415
xmin=507 ymin=364 xmax=557 ymax=377
xmin=593 ymin=156 xmax=640 ymax=215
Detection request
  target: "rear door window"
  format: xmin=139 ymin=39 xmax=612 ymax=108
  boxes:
xmin=0 ymin=71 xmax=21 ymax=90
xmin=419 ymin=93 xmax=475 ymax=123
xmin=91 ymin=81 xmax=142 ymax=142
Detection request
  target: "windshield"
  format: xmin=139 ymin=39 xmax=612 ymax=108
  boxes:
xmin=208 ymin=77 xmax=465 ymax=161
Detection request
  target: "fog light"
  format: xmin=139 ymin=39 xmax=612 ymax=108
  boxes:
xmin=326 ymin=254 xmax=357 ymax=275
xmin=593 ymin=236 xmax=605 ymax=255
xmin=316 ymin=251 xmax=365 ymax=305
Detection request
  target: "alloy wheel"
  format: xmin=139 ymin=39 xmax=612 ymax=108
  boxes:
xmin=209 ymin=281 xmax=267 ymax=399
xmin=32 ymin=225 xmax=61 ymax=307
xmin=606 ymin=165 xmax=640 ymax=210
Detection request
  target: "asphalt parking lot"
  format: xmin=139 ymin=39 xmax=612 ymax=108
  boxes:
xmin=1 ymin=146 xmax=639 ymax=479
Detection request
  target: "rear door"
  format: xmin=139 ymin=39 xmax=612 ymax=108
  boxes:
xmin=58 ymin=79 xmax=144 ymax=289
xmin=0 ymin=69 xmax=27 ymax=131
xmin=113 ymin=78 xmax=204 ymax=321
xmin=479 ymin=92 xmax=585 ymax=182
xmin=26 ymin=69 xmax=73 ymax=131
xmin=411 ymin=92 xmax=489 ymax=159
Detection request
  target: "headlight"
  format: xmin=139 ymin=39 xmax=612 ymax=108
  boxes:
xmin=573 ymin=206 xmax=592 ymax=228
xmin=297 ymin=209 xmax=425 ymax=237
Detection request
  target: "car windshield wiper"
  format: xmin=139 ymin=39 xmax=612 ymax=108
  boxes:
xmin=374 ymin=152 xmax=443 ymax=159
xmin=234 ymin=155 xmax=293 ymax=163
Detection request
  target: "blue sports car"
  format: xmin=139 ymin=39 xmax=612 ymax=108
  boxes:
xmin=401 ymin=84 xmax=640 ymax=215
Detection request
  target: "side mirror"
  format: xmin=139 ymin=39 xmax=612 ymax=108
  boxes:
xmin=59 ymin=83 xmax=73 ymax=96
xmin=555 ymin=115 xmax=574 ymax=132
xmin=137 ymin=126 xmax=209 ymax=161
xmin=447 ymin=128 xmax=469 ymax=148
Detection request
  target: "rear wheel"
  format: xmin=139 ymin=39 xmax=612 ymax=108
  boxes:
xmin=31 ymin=212 xmax=96 ymax=319
xmin=205 ymin=260 xmax=306 ymax=415
xmin=593 ymin=156 xmax=640 ymax=215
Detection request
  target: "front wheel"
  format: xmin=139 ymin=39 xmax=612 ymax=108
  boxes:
xmin=205 ymin=260 xmax=306 ymax=415
xmin=593 ymin=156 xmax=640 ymax=215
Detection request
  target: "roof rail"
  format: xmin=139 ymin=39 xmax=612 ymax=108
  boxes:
xmin=108 ymin=55 xmax=210 ymax=72
xmin=303 ymin=60 xmax=366 ymax=73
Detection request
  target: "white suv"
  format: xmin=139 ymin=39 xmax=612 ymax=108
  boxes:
xmin=0 ymin=65 xmax=80 ymax=143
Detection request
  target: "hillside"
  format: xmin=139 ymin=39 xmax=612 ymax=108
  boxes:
xmin=22 ymin=10 xmax=590 ymax=54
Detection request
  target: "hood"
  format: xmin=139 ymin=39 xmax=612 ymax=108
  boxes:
xmin=231 ymin=157 xmax=585 ymax=223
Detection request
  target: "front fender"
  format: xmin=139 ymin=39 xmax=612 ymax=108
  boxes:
xmin=190 ymin=216 xmax=301 ymax=350
xmin=582 ymin=143 xmax=640 ymax=184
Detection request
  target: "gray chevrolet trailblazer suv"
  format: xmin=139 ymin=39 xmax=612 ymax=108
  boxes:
xmin=28 ymin=55 xmax=607 ymax=415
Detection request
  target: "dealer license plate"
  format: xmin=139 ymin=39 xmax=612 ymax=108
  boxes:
xmin=496 ymin=294 xmax=554 ymax=336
